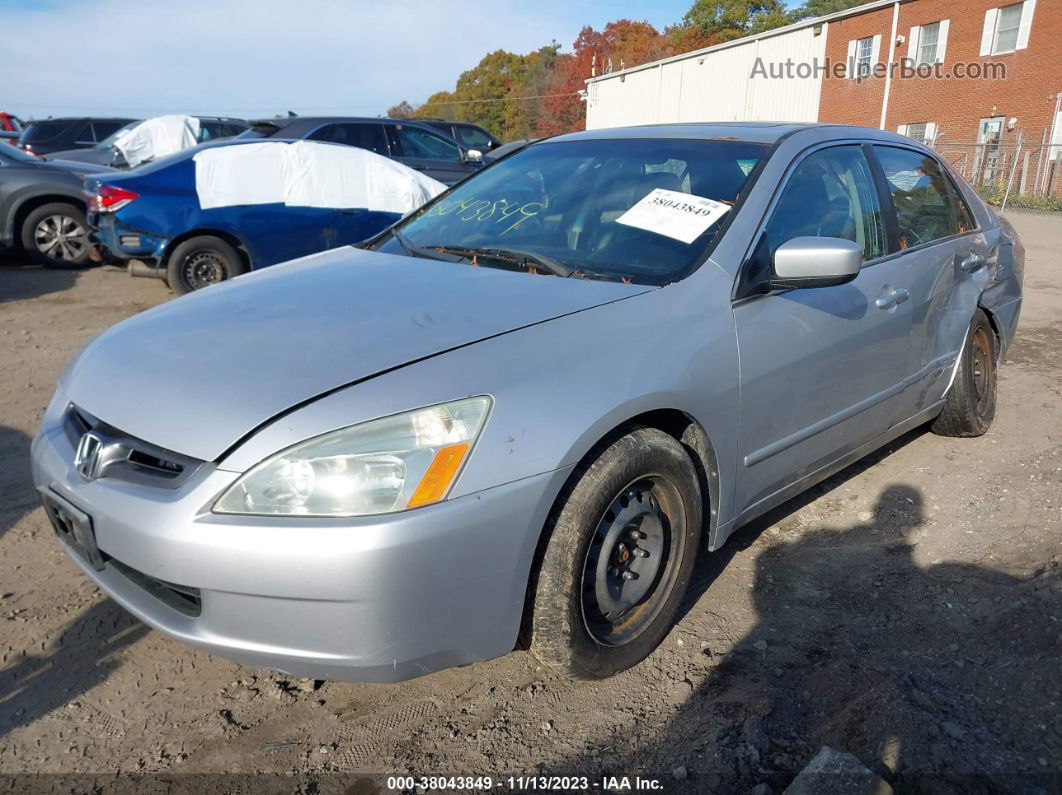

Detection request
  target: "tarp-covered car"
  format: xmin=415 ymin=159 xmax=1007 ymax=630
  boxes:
xmin=87 ymin=139 xmax=446 ymax=294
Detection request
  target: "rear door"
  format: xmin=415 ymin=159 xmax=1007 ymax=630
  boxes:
xmin=870 ymin=145 xmax=991 ymax=420
xmin=733 ymin=143 xmax=916 ymax=515
xmin=385 ymin=123 xmax=473 ymax=184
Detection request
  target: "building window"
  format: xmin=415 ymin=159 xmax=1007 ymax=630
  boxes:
xmin=856 ymin=36 xmax=874 ymax=76
xmin=918 ymin=22 xmax=940 ymax=64
xmin=982 ymin=1 xmax=1034 ymax=56
xmin=897 ymin=123 xmax=937 ymax=146
xmin=994 ymin=3 xmax=1023 ymax=52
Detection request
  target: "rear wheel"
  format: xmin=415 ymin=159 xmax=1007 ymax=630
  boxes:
xmin=166 ymin=235 xmax=247 ymax=295
xmin=20 ymin=202 xmax=91 ymax=269
xmin=528 ymin=427 xmax=702 ymax=679
xmin=931 ymin=309 xmax=997 ymax=437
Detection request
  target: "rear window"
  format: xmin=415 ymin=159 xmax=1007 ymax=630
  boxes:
xmin=21 ymin=121 xmax=76 ymax=144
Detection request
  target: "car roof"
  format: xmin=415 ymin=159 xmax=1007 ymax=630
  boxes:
xmin=550 ymin=121 xmax=914 ymax=145
xmin=25 ymin=116 xmax=136 ymax=124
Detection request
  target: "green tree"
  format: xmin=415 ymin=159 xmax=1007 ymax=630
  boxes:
xmin=387 ymin=100 xmax=416 ymax=119
xmin=682 ymin=0 xmax=789 ymax=42
xmin=788 ymin=0 xmax=869 ymax=21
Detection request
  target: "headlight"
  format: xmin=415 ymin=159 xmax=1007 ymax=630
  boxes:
xmin=213 ymin=396 xmax=492 ymax=517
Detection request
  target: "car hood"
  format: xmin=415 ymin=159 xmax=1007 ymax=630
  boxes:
xmin=63 ymin=247 xmax=650 ymax=461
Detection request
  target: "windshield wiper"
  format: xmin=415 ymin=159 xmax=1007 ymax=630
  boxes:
xmin=387 ymin=228 xmax=464 ymax=262
xmin=429 ymin=245 xmax=572 ymax=278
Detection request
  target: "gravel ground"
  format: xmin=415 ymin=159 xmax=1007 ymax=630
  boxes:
xmin=1 ymin=213 xmax=1060 ymax=794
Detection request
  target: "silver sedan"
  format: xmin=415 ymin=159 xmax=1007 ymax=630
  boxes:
xmin=31 ymin=123 xmax=1023 ymax=681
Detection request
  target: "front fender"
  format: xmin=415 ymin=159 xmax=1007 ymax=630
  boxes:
xmin=218 ymin=278 xmax=741 ymax=531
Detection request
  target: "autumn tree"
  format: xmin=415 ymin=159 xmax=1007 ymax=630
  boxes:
xmin=387 ymin=100 xmax=416 ymax=119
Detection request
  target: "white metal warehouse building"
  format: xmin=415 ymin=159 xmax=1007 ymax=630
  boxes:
xmin=584 ymin=14 xmax=834 ymax=131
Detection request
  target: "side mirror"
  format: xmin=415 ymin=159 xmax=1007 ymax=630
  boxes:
xmin=770 ymin=236 xmax=862 ymax=289
xmin=464 ymin=148 xmax=483 ymax=164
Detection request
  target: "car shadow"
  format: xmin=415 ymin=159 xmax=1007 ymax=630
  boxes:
xmin=537 ymin=459 xmax=1061 ymax=791
xmin=0 ymin=250 xmax=80 ymax=304
xmin=0 ymin=598 xmax=149 ymax=741
xmin=0 ymin=424 xmax=36 ymax=542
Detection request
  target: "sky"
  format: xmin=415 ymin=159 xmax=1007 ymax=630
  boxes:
xmin=1 ymin=0 xmax=697 ymax=121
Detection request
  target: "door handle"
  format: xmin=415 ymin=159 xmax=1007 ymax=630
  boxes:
xmin=959 ymin=252 xmax=986 ymax=273
xmin=875 ymin=286 xmax=910 ymax=309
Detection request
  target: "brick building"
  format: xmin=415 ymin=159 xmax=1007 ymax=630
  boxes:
xmin=584 ymin=0 xmax=1062 ymax=196
xmin=819 ymin=0 xmax=1060 ymax=191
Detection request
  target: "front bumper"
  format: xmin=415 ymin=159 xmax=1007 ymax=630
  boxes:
xmin=31 ymin=398 xmax=568 ymax=682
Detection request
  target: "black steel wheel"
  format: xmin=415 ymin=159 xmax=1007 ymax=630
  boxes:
xmin=580 ymin=476 xmax=685 ymax=647
xmin=931 ymin=308 xmax=997 ymax=437
xmin=166 ymin=235 xmax=247 ymax=295
xmin=528 ymin=427 xmax=702 ymax=679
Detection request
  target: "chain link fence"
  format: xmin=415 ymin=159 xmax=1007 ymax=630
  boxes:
xmin=932 ymin=138 xmax=1062 ymax=215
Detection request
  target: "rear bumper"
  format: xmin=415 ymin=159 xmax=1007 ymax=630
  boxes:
xmin=31 ymin=391 xmax=569 ymax=682
xmin=90 ymin=212 xmax=168 ymax=267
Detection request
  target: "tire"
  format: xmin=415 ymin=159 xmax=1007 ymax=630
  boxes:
xmin=931 ymin=309 xmax=997 ymax=437
xmin=528 ymin=427 xmax=703 ymax=679
xmin=166 ymin=235 xmax=247 ymax=296
xmin=20 ymin=202 xmax=92 ymax=269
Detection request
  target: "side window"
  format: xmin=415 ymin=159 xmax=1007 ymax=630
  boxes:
xmin=456 ymin=125 xmax=492 ymax=149
xmin=91 ymin=121 xmax=124 ymax=142
xmin=309 ymin=123 xmax=388 ymax=155
xmin=74 ymin=123 xmax=95 ymax=145
xmin=389 ymin=125 xmax=460 ymax=162
xmin=764 ymin=145 xmax=887 ymax=262
xmin=874 ymin=146 xmax=964 ymax=248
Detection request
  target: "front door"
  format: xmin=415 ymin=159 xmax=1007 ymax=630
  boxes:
xmin=386 ymin=124 xmax=476 ymax=185
xmin=733 ymin=144 xmax=915 ymax=516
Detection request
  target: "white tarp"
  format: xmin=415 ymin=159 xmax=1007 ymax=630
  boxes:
xmin=192 ymin=140 xmax=446 ymax=213
xmin=115 ymin=114 xmax=200 ymax=168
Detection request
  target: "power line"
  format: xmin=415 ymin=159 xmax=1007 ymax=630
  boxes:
xmin=4 ymin=91 xmax=580 ymax=116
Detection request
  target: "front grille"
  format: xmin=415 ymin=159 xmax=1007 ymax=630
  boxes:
xmin=105 ymin=554 xmax=202 ymax=618
xmin=63 ymin=404 xmax=204 ymax=489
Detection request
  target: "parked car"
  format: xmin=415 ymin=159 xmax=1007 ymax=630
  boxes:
xmin=46 ymin=116 xmax=248 ymax=168
xmin=0 ymin=143 xmax=114 ymax=267
xmin=1 ymin=111 xmax=23 ymax=146
xmin=419 ymin=118 xmax=502 ymax=152
xmin=86 ymin=138 xmax=445 ymax=294
xmin=18 ymin=117 xmax=136 ymax=157
xmin=32 ymin=123 xmax=1022 ymax=683
xmin=241 ymin=116 xmax=483 ymax=184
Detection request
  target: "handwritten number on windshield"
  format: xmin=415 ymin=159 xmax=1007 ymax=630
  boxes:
xmin=426 ymin=197 xmax=544 ymax=236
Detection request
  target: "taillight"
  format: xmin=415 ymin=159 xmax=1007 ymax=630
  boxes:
xmin=89 ymin=185 xmax=138 ymax=213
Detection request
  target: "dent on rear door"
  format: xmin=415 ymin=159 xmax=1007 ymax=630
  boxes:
xmin=901 ymin=233 xmax=990 ymax=415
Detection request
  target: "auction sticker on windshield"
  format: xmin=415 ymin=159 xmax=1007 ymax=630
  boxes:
xmin=616 ymin=188 xmax=730 ymax=244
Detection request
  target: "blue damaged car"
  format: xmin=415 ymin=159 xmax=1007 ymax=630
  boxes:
xmin=86 ymin=138 xmax=445 ymax=294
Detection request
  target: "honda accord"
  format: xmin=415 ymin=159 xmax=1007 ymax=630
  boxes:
xmin=31 ymin=123 xmax=1023 ymax=681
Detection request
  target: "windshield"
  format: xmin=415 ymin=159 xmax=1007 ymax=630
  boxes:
xmin=21 ymin=121 xmax=72 ymax=144
xmin=373 ymin=138 xmax=767 ymax=285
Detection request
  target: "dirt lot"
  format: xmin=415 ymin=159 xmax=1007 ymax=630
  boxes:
xmin=1 ymin=213 xmax=1060 ymax=794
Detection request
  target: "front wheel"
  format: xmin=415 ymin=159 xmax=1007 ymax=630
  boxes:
xmin=931 ymin=309 xmax=997 ymax=437
xmin=166 ymin=235 xmax=247 ymax=295
xmin=528 ymin=427 xmax=702 ymax=679
xmin=20 ymin=202 xmax=92 ymax=269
